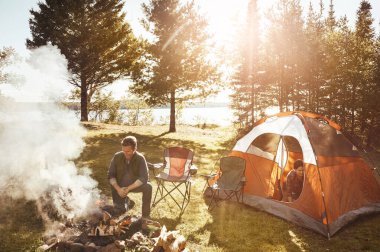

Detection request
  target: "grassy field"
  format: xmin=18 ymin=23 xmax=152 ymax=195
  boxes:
xmin=1 ymin=122 xmax=380 ymax=252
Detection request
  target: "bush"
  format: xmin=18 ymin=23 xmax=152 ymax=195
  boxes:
xmin=89 ymin=91 xmax=124 ymax=123
xmin=124 ymin=100 xmax=154 ymax=126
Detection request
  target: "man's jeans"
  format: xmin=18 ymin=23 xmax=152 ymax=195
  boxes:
xmin=111 ymin=182 xmax=152 ymax=218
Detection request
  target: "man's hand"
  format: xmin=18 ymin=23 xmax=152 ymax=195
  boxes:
xmin=110 ymin=178 xmax=129 ymax=198
xmin=117 ymin=187 xmax=129 ymax=198
xmin=122 ymin=187 xmax=130 ymax=197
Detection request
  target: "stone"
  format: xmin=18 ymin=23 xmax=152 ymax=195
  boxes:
xmin=114 ymin=240 xmax=125 ymax=249
xmin=97 ymin=243 xmax=122 ymax=252
xmin=35 ymin=244 xmax=49 ymax=252
xmin=70 ymin=242 xmax=85 ymax=252
xmin=83 ymin=245 xmax=98 ymax=252
xmin=46 ymin=237 xmax=58 ymax=246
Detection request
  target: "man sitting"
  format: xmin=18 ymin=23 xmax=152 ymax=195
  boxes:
xmin=107 ymin=136 xmax=152 ymax=218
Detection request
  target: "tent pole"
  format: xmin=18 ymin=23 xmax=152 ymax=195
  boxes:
xmin=280 ymin=136 xmax=288 ymax=184
xmin=267 ymin=136 xmax=282 ymax=197
xmin=342 ymin=130 xmax=380 ymax=177
xmin=296 ymin=113 xmax=331 ymax=238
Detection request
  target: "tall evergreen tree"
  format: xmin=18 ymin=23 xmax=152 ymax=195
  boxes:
xmin=369 ymin=34 xmax=380 ymax=147
xmin=27 ymin=0 xmax=142 ymax=121
xmin=331 ymin=16 xmax=356 ymax=128
xmin=303 ymin=1 xmax=325 ymax=113
xmin=351 ymin=0 xmax=376 ymax=136
xmin=265 ymin=0 xmax=305 ymax=112
xmin=326 ymin=0 xmax=336 ymax=31
xmin=131 ymin=0 xmax=219 ymax=132
xmin=321 ymin=0 xmax=338 ymax=118
xmin=231 ymin=0 xmax=262 ymax=128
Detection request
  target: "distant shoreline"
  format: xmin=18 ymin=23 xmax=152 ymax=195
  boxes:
xmin=7 ymin=101 xmax=229 ymax=110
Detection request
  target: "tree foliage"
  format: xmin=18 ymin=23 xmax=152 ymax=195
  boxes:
xmin=231 ymin=0 xmax=380 ymax=147
xmin=0 ymin=47 xmax=15 ymax=84
xmin=27 ymin=0 xmax=142 ymax=121
xmin=231 ymin=0 xmax=263 ymax=128
xmin=130 ymin=0 xmax=220 ymax=132
xmin=124 ymin=100 xmax=154 ymax=126
xmin=89 ymin=91 xmax=124 ymax=123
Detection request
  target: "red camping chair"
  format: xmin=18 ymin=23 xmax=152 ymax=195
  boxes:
xmin=149 ymin=147 xmax=198 ymax=214
xmin=205 ymin=156 xmax=246 ymax=210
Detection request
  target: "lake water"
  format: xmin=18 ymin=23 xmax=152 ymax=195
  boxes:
xmin=117 ymin=106 xmax=234 ymax=126
xmin=151 ymin=106 xmax=234 ymax=126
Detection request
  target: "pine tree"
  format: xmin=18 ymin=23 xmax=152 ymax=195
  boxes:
xmin=131 ymin=0 xmax=219 ymax=132
xmin=231 ymin=0 xmax=262 ymax=128
xmin=369 ymin=34 xmax=380 ymax=147
xmin=27 ymin=0 xmax=142 ymax=121
xmin=351 ymin=0 xmax=376 ymax=138
xmin=321 ymin=0 xmax=338 ymax=118
xmin=303 ymin=1 xmax=325 ymax=113
xmin=330 ymin=16 xmax=355 ymax=128
xmin=326 ymin=0 xmax=336 ymax=31
xmin=265 ymin=0 xmax=305 ymax=112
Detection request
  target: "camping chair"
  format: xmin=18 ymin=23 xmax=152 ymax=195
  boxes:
xmin=205 ymin=156 xmax=246 ymax=210
xmin=149 ymin=147 xmax=198 ymax=214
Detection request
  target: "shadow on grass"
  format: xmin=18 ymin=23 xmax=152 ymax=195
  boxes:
xmin=0 ymin=199 xmax=44 ymax=252
xmin=146 ymin=131 xmax=172 ymax=141
xmin=76 ymin=130 xmax=215 ymax=196
xmin=188 ymin=199 xmax=305 ymax=251
xmin=153 ymin=216 xmax=182 ymax=230
xmin=189 ymin=194 xmax=380 ymax=252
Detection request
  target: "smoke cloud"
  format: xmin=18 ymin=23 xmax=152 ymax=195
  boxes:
xmin=0 ymin=45 xmax=100 ymax=223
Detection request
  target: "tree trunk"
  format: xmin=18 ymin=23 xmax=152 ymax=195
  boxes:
xmin=366 ymin=119 xmax=373 ymax=148
xmin=341 ymin=82 xmax=347 ymax=128
xmin=284 ymin=81 xmax=289 ymax=111
xmin=169 ymin=90 xmax=176 ymax=132
xmin=279 ymin=84 xmax=283 ymax=112
xmin=251 ymin=82 xmax=255 ymax=125
xmin=327 ymin=84 xmax=333 ymax=118
xmin=308 ymin=82 xmax=312 ymax=111
xmin=80 ymin=80 xmax=88 ymax=122
xmin=350 ymin=83 xmax=357 ymax=132
xmin=279 ymin=69 xmax=284 ymax=112
xmin=315 ymin=76 xmax=320 ymax=114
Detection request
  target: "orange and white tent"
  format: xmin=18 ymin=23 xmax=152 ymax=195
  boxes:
xmin=229 ymin=111 xmax=380 ymax=237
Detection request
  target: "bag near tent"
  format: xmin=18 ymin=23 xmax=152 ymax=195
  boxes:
xmin=226 ymin=111 xmax=380 ymax=238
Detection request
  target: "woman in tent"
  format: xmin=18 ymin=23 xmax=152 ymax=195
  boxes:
xmin=286 ymin=159 xmax=304 ymax=202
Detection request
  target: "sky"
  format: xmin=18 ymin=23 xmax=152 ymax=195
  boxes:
xmin=1 ymin=0 xmax=379 ymax=56
xmin=0 ymin=0 xmax=379 ymax=100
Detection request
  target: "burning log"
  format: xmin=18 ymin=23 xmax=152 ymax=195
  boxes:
xmin=36 ymin=241 xmax=57 ymax=252
xmin=37 ymin=204 xmax=192 ymax=252
xmin=152 ymin=226 xmax=189 ymax=252
xmin=87 ymin=209 xmax=141 ymax=238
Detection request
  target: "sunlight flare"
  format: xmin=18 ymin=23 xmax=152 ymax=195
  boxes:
xmin=288 ymin=230 xmax=306 ymax=252
xmin=197 ymin=0 xmax=248 ymax=45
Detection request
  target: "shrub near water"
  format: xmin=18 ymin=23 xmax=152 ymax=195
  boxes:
xmin=123 ymin=99 xmax=154 ymax=126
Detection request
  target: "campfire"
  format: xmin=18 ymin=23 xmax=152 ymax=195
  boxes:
xmin=36 ymin=205 xmax=189 ymax=252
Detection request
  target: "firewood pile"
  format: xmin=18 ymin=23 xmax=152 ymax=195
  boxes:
xmin=36 ymin=206 xmax=189 ymax=252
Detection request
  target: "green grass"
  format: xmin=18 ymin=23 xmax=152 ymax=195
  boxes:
xmin=1 ymin=122 xmax=380 ymax=252
xmin=0 ymin=199 xmax=44 ymax=252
